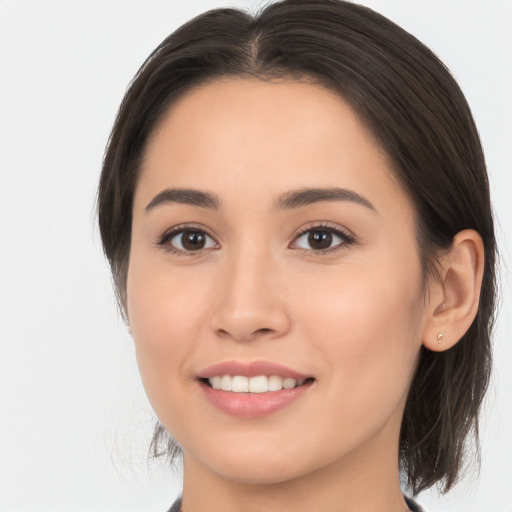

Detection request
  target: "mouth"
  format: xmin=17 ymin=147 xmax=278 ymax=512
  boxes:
xmin=200 ymin=375 xmax=315 ymax=393
xmin=196 ymin=360 xmax=315 ymax=418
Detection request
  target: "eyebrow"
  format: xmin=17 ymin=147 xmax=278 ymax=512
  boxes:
xmin=274 ymin=187 xmax=376 ymax=212
xmin=145 ymin=186 xmax=375 ymax=213
xmin=145 ymin=188 xmax=220 ymax=211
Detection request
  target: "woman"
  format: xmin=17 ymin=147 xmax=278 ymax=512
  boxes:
xmin=97 ymin=1 xmax=497 ymax=510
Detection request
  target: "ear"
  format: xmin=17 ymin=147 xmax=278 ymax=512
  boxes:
xmin=422 ymin=229 xmax=485 ymax=352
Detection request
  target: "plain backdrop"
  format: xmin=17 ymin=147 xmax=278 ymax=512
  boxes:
xmin=0 ymin=1 xmax=510 ymax=511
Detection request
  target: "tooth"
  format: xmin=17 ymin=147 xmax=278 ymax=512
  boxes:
xmin=268 ymin=375 xmax=284 ymax=391
xmin=282 ymin=377 xmax=297 ymax=389
xmin=249 ymin=375 xmax=269 ymax=393
xmin=211 ymin=374 xmax=303 ymax=393
xmin=231 ymin=376 xmax=249 ymax=392
xmin=220 ymin=375 xmax=232 ymax=391
xmin=209 ymin=376 xmax=222 ymax=389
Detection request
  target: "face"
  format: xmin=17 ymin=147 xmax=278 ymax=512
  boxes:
xmin=127 ymin=78 xmax=429 ymax=485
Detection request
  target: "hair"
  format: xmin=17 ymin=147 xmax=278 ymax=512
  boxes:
xmin=97 ymin=0 xmax=497 ymax=496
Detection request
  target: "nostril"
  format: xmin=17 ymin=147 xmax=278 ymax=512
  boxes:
xmin=215 ymin=327 xmax=275 ymax=341
xmin=255 ymin=328 xmax=273 ymax=335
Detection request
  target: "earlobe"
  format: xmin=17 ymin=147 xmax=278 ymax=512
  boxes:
xmin=422 ymin=229 xmax=485 ymax=352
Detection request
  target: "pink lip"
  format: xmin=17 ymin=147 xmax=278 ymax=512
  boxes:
xmin=199 ymin=381 xmax=313 ymax=418
xmin=197 ymin=360 xmax=314 ymax=418
xmin=197 ymin=360 xmax=310 ymax=380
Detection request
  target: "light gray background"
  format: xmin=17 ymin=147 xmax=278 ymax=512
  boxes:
xmin=0 ymin=1 xmax=510 ymax=511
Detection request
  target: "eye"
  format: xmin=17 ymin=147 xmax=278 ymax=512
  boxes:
xmin=292 ymin=225 xmax=354 ymax=253
xmin=159 ymin=227 xmax=217 ymax=254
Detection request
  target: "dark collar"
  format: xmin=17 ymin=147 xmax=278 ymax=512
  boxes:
xmin=168 ymin=495 xmax=424 ymax=511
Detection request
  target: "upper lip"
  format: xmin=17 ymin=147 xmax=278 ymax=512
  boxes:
xmin=197 ymin=360 xmax=311 ymax=380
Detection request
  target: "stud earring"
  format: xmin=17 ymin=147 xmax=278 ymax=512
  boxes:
xmin=437 ymin=333 xmax=444 ymax=344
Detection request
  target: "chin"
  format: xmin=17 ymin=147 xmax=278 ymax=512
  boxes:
xmin=182 ymin=430 xmax=335 ymax=486
xmin=206 ymin=455 xmax=313 ymax=485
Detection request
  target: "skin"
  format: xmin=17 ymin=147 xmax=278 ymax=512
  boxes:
xmin=126 ymin=78 xmax=484 ymax=512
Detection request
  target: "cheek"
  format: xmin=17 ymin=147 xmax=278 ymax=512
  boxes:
xmin=294 ymin=252 xmax=423 ymax=421
xmin=126 ymin=255 xmax=208 ymax=410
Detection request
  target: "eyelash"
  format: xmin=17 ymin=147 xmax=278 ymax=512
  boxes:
xmin=293 ymin=223 xmax=356 ymax=255
xmin=157 ymin=224 xmax=218 ymax=257
xmin=156 ymin=223 xmax=356 ymax=256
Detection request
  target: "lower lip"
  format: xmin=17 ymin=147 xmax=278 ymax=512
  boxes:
xmin=199 ymin=380 xmax=313 ymax=418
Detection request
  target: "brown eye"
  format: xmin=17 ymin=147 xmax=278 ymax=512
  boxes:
xmin=164 ymin=229 xmax=217 ymax=253
xmin=181 ymin=231 xmax=207 ymax=250
xmin=293 ymin=226 xmax=353 ymax=253
xmin=307 ymin=230 xmax=333 ymax=250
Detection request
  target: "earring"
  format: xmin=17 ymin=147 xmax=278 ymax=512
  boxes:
xmin=437 ymin=333 xmax=444 ymax=344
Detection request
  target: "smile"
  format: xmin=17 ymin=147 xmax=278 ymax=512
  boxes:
xmin=206 ymin=375 xmax=309 ymax=393
xmin=197 ymin=360 xmax=315 ymax=417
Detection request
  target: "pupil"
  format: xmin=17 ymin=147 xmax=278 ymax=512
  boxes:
xmin=308 ymin=230 xmax=332 ymax=249
xmin=182 ymin=231 xmax=205 ymax=250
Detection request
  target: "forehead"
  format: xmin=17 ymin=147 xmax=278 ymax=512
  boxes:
xmin=145 ymin=78 xmax=382 ymax=168
xmin=137 ymin=78 xmax=412 ymax=220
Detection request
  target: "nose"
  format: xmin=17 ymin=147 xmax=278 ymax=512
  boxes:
xmin=208 ymin=247 xmax=291 ymax=343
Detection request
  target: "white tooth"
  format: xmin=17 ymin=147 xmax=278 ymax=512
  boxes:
xmin=210 ymin=376 xmax=222 ymax=389
xmin=268 ymin=375 xmax=284 ymax=391
xmin=220 ymin=375 xmax=232 ymax=391
xmin=282 ymin=377 xmax=297 ymax=390
xmin=297 ymin=378 xmax=305 ymax=386
xmin=249 ymin=375 xmax=269 ymax=393
xmin=231 ymin=376 xmax=249 ymax=392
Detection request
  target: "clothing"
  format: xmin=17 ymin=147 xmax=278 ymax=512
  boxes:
xmin=168 ymin=498 xmax=181 ymax=512
xmin=405 ymin=495 xmax=424 ymax=512
xmin=167 ymin=495 xmax=424 ymax=511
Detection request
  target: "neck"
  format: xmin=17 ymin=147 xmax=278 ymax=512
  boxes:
xmin=180 ymin=418 xmax=409 ymax=512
